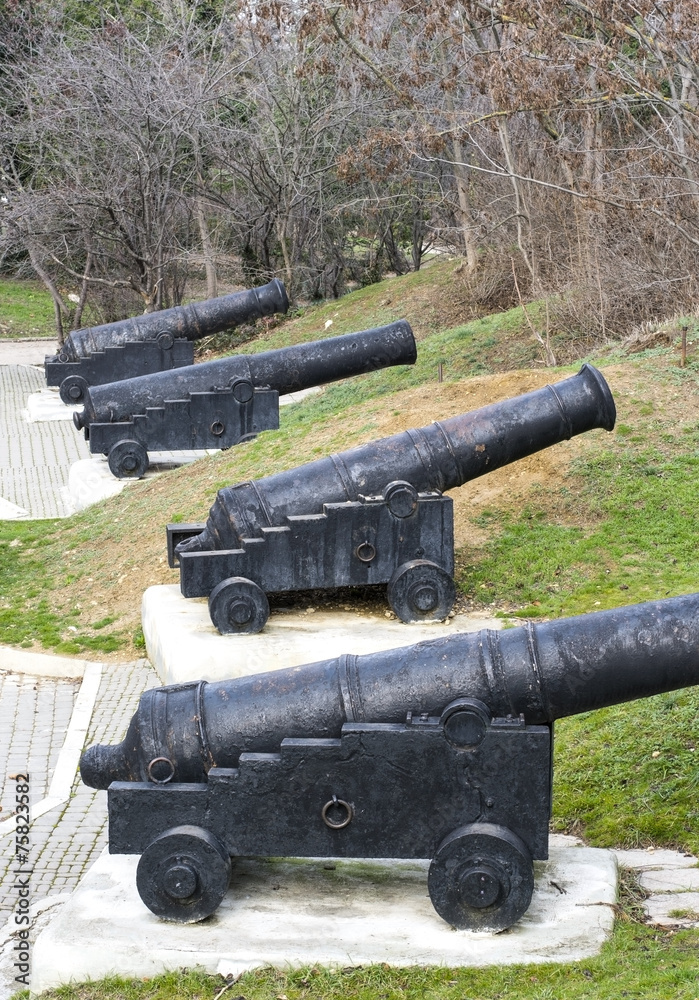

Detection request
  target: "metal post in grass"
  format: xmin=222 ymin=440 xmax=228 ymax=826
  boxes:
xmin=681 ymin=324 xmax=688 ymax=368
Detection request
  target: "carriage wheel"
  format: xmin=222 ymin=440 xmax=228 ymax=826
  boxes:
xmin=107 ymin=439 xmax=149 ymax=479
xmin=387 ymin=560 xmax=455 ymax=623
xmin=136 ymin=825 xmax=231 ymax=923
xmin=59 ymin=375 xmax=89 ymax=405
xmin=208 ymin=576 xmax=270 ymax=634
xmin=428 ymin=823 xmax=534 ymax=931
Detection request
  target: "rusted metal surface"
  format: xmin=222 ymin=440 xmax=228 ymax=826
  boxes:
xmin=178 ymin=364 xmax=614 ymax=555
xmin=81 ymin=592 xmax=699 ymax=788
xmin=53 ymin=280 xmax=289 ymax=362
xmin=75 ymin=319 xmax=416 ymax=428
xmin=72 ymin=320 xmax=416 ymax=478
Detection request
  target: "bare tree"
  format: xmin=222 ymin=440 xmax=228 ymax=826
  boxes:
xmin=3 ymin=0 xmax=698 ymax=343
xmin=288 ymin=0 xmax=699 ymax=335
xmin=0 ymin=3 xmax=241 ymax=334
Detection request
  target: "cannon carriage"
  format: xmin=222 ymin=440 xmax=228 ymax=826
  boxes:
xmin=80 ymin=593 xmax=699 ymax=930
xmin=46 ymin=279 xmax=289 ymax=404
xmin=86 ymin=383 xmax=280 ymax=479
xmin=74 ymin=320 xmax=417 ymax=479
xmin=169 ymin=364 xmax=616 ymax=632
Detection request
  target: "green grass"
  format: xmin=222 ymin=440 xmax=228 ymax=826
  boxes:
xmin=4 ymin=291 xmax=699 ymax=998
xmin=230 ymin=259 xmax=467 ymax=346
xmin=19 ymin=922 xmax=699 ymax=1000
xmin=196 ymin=258 xmax=550 ymax=368
xmin=554 ymin=688 xmax=699 ymax=852
xmin=238 ymin=303 xmax=541 ymax=433
xmin=459 ymin=435 xmax=699 ymax=619
xmin=0 ymin=278 xmax=56 ymax=339
xmin=0 ymin=522 xmax=126 ymax=654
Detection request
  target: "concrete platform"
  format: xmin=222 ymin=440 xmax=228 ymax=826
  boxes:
xmin=143 ymin=584 xmax=504 ymax=685
xmin=0 ymin=339 xmax=55 ymax=366
xmin=69 ymin=452 xmax=220 ymax=511
xmin=24 ymin=389 xmax=82 ymax=422
xmin=0 ymin=644 xmax=94 ymax=678
xmin=30 ymin=836 xmax=617 ymax=992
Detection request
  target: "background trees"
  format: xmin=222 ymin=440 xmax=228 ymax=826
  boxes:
xmin=1 ymin=0 xmax=698 ymax=342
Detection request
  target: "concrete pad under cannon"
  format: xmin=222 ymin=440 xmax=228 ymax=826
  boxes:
xmin=68 ymin=452 xmax=221 ymax=511
xmin=142 ymin=584 xmax=506 ymax=685
xmin=30 ymin=836 xmax=618 ymax=992
xmin=24 ymin=388 xmax=83 ymax=422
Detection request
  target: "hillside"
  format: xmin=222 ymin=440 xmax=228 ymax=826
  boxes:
xmin=196 ymin=257 xmax=592 ymax=369
xmin=3 ymin=267 xmax=699 ymax=858
xmin=3 ymin=264 xmax=698 ymax=658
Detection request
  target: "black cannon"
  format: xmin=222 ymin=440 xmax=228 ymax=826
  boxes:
xmin=80 ymin=592 xmax=699 ymax=929
xmin=73 ymin=320 xmax=417 ymax=479
xmin=45 ymin=280 xmax=289 ymax=405
xmin=169 ymin=364 xmax=615 ymax=632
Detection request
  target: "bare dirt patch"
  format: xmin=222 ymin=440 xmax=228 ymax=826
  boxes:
xmin=372 ymin=369 xmax=610 ymax=546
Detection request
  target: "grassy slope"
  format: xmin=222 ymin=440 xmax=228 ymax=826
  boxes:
xmin=199 ymin=257 xmax=544 ymax=365
xmin=2 ymin=283 xmax=698 ymax=856
xmin=4 ymin=266 xmax=699 ymax=999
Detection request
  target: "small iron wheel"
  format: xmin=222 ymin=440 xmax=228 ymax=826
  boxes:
xmin=428 ymin=823 xmax=534 ymax=931
xmin=387 ymin=559 xmax=455 ymax=623
xmin=136 ymin=825 xmax=231 ymax=923
xmin=209 ymin=576 xmax=270 ymax=634
xmin=107 ymin=439 xmax=149 ymax=479
xmin=59 ymin=375 xmax=89 ymax=406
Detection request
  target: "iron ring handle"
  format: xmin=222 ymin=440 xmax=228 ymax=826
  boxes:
xmin=147 ymin=756 xmax=175 ymax=784
xmin=321 ymin=795 xmax=353 ymax=829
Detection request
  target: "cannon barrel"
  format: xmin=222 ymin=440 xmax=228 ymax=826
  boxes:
xmin=54 ymin=279 xmax=288 ymax=363
xmin=80 ymin=592 xmax=699 ymax=789
xmin=74 ymin=319 xmax=417 ymax=430
xmin=177 ymin=363 xmax=615 ymax=555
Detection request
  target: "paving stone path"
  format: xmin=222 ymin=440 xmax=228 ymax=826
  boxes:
xmin=0 ymin=364 xmax=90 ymax=518
xmin=0 ymin=656 xmax=156 ymax=999
xmin=614 ymin=847 xmax=699 ymax=926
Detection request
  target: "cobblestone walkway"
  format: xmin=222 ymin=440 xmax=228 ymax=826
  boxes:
xmin=0 ymin=673 xmax=80 ymax=925
xmin=26 ymin=661 xmax=154 ymax=908
xmin=0 ymin=365 xmax=90 ymax=518
xmin=0 ymin=658 xmax=156 ymax=999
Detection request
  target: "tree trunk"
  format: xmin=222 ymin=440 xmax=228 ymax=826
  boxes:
xmin=445 ymin=91 xmax=479 ymax=272
xmin=27 ymin=246 xmax=68 ymax=344
xmin=196 ymin=196 xmax=218 ymax=298
xmin=496 ymin=118 xmax=535 ymax=285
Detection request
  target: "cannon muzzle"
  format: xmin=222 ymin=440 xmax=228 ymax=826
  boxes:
xmin=177 ymin=363 xmax=615 ymax=555
xmin=80 ymin=592 xmax=699 ymax=789
xmin=54 ymin=279 xmax=288 ymax=363
xmin=74 ymin=319 xmax=417 ymax=430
